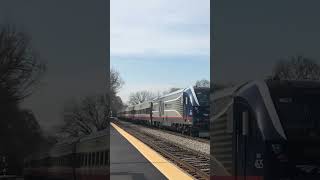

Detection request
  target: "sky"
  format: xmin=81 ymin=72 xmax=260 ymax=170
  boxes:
xmin=212 ymin=0 xmax=320 ymax=84
xmin=111 ymin=0 xmax=210 ymax=103
xmin=0 ymin=1 xmax=108 ymax=133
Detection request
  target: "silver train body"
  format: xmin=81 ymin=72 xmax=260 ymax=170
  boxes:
xmin=118 ymin=86 xmax=210 ymax=137
xmin=24 ymin=129 xmax=109 ymax=180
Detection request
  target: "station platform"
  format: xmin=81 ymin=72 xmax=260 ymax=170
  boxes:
xmin=110 ymin=122 xmax=193 ymax=180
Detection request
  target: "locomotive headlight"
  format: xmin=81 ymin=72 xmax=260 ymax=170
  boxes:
xmin=272 ymin=144 xmax=288 ymax=162
xmin=271 ymin=144 xmax=282 ymax=154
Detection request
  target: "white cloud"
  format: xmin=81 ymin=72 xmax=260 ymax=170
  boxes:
xmin=111 ymin=0 xmax=210 ymax=57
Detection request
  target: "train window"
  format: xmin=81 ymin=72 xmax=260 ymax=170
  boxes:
xmin=66 ymin=156 xmax=68 ymax=166
xmin=80 ymin=154 xmax=82 ymax=167
xmin=89 ymin=152 xmax=92 ymax=167
xmin=91 ymin=152 xmax=94 ymax=167
xmin=92 ymin=152 xmax=95 ymax=166
xmin=104 ymin=150 xmax=108 ymax=165
xmin=95 ymin=152 xmax=100 ymax=166
xmin=101 ymin=151 xmax=104 ymax=165
xmin=79 ymin=154 xmax=81 ymax=167
xmin=82 ymin=154 xmax=85 ymax=167
xmin=78 ymin=154 xmax=81 ymax=167
xmin=96 ymin=152 xmax=99 ymax=166
xmin=85 ymin=153 xmax=87 ymax=167
xmin=85 ymin=153 xmax=88 ymax=167
xmin=86 ymin=153 xmax=89 ymax=166
xmin=88 ymin=153 xmax=91 ymax=167
xmin=100 ymin=151 xmax=104 ymax=166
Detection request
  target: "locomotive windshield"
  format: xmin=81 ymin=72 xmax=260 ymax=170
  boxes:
xmin=273 ymin=96 xmax=320 ymax=129
xmin=194 ymin=88 xmax=209 ymax=106
xmin=268 ymin=86 xmax=320 ymax=177
xmin=269 ymin=88 xmax=320 ymax=130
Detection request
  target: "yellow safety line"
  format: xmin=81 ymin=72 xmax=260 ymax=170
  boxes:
xmin=111 ymin=122 xmax=194 ymax=180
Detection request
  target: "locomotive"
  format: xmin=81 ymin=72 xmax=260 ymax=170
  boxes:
xmin=23 ymin=129 xmax=109 ymax=180
xmin=211 ymin=79 xmax=320 ymax=180
xmin=118 ymin=86 xmax=210 ymax=137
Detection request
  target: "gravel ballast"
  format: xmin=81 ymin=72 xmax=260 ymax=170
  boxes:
xmin=116 ymin=120 xmax=210 ymax=155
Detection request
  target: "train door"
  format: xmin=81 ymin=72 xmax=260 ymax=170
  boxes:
xmin=161 ymin=101 xmax=165 ymax=122
xmin=234 ymin=99 xmax=251 ymax=180
xmin=159 ymin=100 xmax=163 ymax=123
xmin=234 ymin=99 xmax=265 ymax=180
xmin=183 ymin=93 xmax=189 ymax=121
xmin=150 ymin=102 xmax=153 ymax=125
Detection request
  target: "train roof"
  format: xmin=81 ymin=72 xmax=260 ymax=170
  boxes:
xmin=79 ymin=128 xmax=109 ymax=142
xmin=25 ymin=128 xmax=110 ymax=160
xmin=25 ymin=151 xmax=50 ymax=161
xmin=55 ymin=136 xmax=80 ymax=145
xmin=212 ymin=79 xmax=320 ymax=101
xmin=153 ymin=88 xmax=185 ymax=100
xmin=266 ymin=79 xmax=320 ymax=89
xmin=120 ymin=86 xmax=210 ymax=111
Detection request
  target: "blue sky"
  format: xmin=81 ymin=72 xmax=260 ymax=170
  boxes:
xmin=111 ymin=0 xmax=210 ymax=102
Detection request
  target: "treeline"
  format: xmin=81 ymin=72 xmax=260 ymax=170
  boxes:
xmin=56 ymin=68 xmax=124 ymax=138
xmin=0 ymin=24 xmax=53 ymax=175
xmin=211 ymin=55 xmax=320 ymax=91
xmin=127 ymin=79 xmax=210 ymax=105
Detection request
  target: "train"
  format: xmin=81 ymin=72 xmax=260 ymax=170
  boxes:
xmin=23 ymin=129 xmax=109 ymax=180
xmin=117 ymin=86 xmax=210 ymax=137
xmin=211 ymin=79 xmax=320 ymax=180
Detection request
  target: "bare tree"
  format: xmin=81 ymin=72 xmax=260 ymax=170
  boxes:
xmin=128 ymin=91 xmax=155 ymax=105
xmin=272 ymin=55 xmax=320 ymax=80
xmin=195 ymin=79 xmax=210 ymax=88
xmin=0 ymin=24 xmax=46 ymax=102
xmin=161 ymin=87 xmax=182 ymax=96
xmin=110 ymin=95 xmax=123 ymax=116
xmin=109 ymin=68 xmax=124 ymax=115
xmin=110 ymin=68 xmax=124 ymax=95
xmin=0 ymin=24 xmax=47 ymax=174
xmin=168 ymin=87 xmax=181 ymax=93
xmin=61 ymin=94 xmax=109 ymax=137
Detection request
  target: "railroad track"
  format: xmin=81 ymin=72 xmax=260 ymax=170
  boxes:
xmin=147 ymin=125 xmax=209 ymax=144
xmin=117 ymin=119 xmax=209 ymax=144
xmin=113 ymin=120 xmax=210 ymax=180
